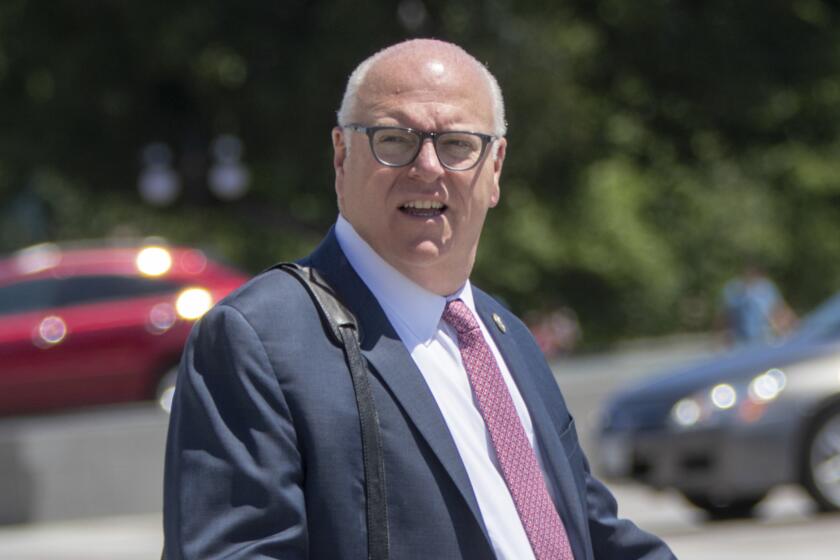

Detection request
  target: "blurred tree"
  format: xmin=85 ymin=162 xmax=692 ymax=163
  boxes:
xmin=2 ymin=0 xmax=840 ymax=345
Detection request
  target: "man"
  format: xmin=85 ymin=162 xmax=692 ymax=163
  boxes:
xmin=164 ymin=39 xmax=675 ymax=559
xmin=721 ymin=263 xmax=797 ymax=345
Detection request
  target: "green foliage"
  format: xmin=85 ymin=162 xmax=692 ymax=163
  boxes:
xmin=3 ymin=0 xmax=840 ymax=345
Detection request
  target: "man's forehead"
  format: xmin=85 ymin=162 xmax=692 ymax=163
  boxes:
xmin=373 ymin=39 xmax=481 ymax=73
xmin=367 ymin=44 xmax=483 ymax=87
xmin=356 ymin=48 xmax=491 ymax=118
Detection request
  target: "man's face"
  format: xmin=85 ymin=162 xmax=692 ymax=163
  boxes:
xmin=332 ymin=50 xmax=506 ymax=295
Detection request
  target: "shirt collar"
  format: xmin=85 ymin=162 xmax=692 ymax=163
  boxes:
xmin=335 ymin=214 xmax=477 ymax=343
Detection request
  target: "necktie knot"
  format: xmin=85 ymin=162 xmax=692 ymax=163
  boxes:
xmin=442 ymin=299 xmax=481 ymax=337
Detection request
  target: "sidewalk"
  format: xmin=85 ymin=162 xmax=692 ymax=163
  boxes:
xmin=0 ymin=513 xmax=162 ymax=560
xmin=0 ymin=484 xmax=833 ymax=560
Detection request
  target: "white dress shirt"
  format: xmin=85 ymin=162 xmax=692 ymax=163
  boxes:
xmin=335 ymin=215 xmax=547 ymax=560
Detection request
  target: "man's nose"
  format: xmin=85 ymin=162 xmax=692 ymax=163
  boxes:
xmin=409 ymin=139 xmax=445 ymax=181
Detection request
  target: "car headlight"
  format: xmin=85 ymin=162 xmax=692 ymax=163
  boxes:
xmin=669 ymin=368 xmax=787 ymax=429
xmin=136 ymin=246 xmax=173 ymax=276
xmin=175 ymin=287 xmax=213 ymax=320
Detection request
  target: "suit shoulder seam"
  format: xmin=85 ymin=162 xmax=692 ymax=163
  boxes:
xmin=214 ymin=302 xmax=280 ymax=381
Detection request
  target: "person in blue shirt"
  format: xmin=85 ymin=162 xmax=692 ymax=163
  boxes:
xmin=721 ymin=263 xmax=796 ymax=344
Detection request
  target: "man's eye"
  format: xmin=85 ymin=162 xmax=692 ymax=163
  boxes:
xmin=377 ymin=134 xmax=413 ymax=144
xmin=440 ymin=134 xmax=480 ymax=151
xmin=439 ymin=137 xmax=480 ymax=156
xmin=441 ymin=139 xmax=473 ymax=149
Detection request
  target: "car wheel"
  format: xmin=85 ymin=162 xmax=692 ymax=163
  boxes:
xmin=802 ymin=404 xmax=840 ymax=512
xmin=156 ymin=367 xmax=178 ymax=414
xmin=681 ymin=492 xmax=765 ymax=520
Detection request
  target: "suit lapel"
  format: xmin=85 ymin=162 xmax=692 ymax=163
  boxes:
xmin=303 ymin=229 xmax=491 ymax=542
xmin=475 ymin=296 xmax=591 ymax=560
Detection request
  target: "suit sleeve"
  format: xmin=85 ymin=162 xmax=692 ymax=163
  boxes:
xmin=164 ymin=303 xmax=307 ymax=559
xmin=581 ymin=452 xmax=677 ymax=559
xmin=552 ymin=377 xmax=676 ymax=558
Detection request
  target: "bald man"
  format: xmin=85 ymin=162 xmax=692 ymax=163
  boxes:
xmin=164 ymin=40 xmax=675 ymax=560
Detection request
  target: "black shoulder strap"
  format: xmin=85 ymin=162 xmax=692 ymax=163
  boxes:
xmin=276 ymin=262 xmax=390 ymax=560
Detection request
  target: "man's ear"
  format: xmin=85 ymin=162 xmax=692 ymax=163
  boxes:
xmin=332 ymin=127 xmax=347 ymax=202
xmin=332 ymin=126 xmax=347 ymax=178
xmin=489 ymin=138 xmax=507 ymax=207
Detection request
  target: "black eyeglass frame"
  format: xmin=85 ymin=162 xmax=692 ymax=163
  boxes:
xmin=342 ymin=124 xmax=498 ymax=172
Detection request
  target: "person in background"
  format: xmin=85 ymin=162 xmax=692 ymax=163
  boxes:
xmin=721 ymin=262 xmax=797 ymax=345
xmin=528 ymin=307 xmax=582 ymax=358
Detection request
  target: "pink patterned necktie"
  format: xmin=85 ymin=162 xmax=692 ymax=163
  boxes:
xmin=443 ymin=299 xmax=574 ymax=560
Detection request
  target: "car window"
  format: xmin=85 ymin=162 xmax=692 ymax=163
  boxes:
xmin=55 ymin=275 xmax=182 ymax=307
xmin=0 ymin=275 xmax=183 ymax=316
xmin=0 ymin=277 xmax=61 ymax=315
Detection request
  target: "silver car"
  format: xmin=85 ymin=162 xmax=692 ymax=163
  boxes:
xmin=598 ymin=293 xmax=840 ymax=519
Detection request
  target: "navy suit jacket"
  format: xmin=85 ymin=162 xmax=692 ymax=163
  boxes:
xmin=164 ymin=228 xmax=675 ymax=559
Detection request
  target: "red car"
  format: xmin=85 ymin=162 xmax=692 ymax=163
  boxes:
xmin=0 ymin=241 xmax=248 ymax=416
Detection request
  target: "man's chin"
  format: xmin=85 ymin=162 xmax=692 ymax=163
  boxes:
xmin=384 ymin=242 xmax=444 ymax=271
xmin=404 ymin=240 xmax=449 ymax=264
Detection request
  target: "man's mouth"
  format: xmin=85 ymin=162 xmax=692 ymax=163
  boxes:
xmin=399 ymin=200 xmax=448 ymax=217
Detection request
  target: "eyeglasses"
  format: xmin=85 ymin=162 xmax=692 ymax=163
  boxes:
xmin=343 ymin=124 xmax=497 ymax=172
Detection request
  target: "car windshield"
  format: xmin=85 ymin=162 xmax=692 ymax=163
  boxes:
xmin=792 ymin=292 xmax=840 ymax=341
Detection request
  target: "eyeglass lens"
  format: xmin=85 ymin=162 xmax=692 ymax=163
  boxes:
xmin=371 ymin=128 xmax=485 ymax=170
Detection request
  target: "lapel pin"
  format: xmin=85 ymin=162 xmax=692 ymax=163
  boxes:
xmin=492 ymin=313 xmax=506 ymax=333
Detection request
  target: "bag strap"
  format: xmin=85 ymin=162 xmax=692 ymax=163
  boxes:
xmin=276 ymin=262 xmax=390 ymax=560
